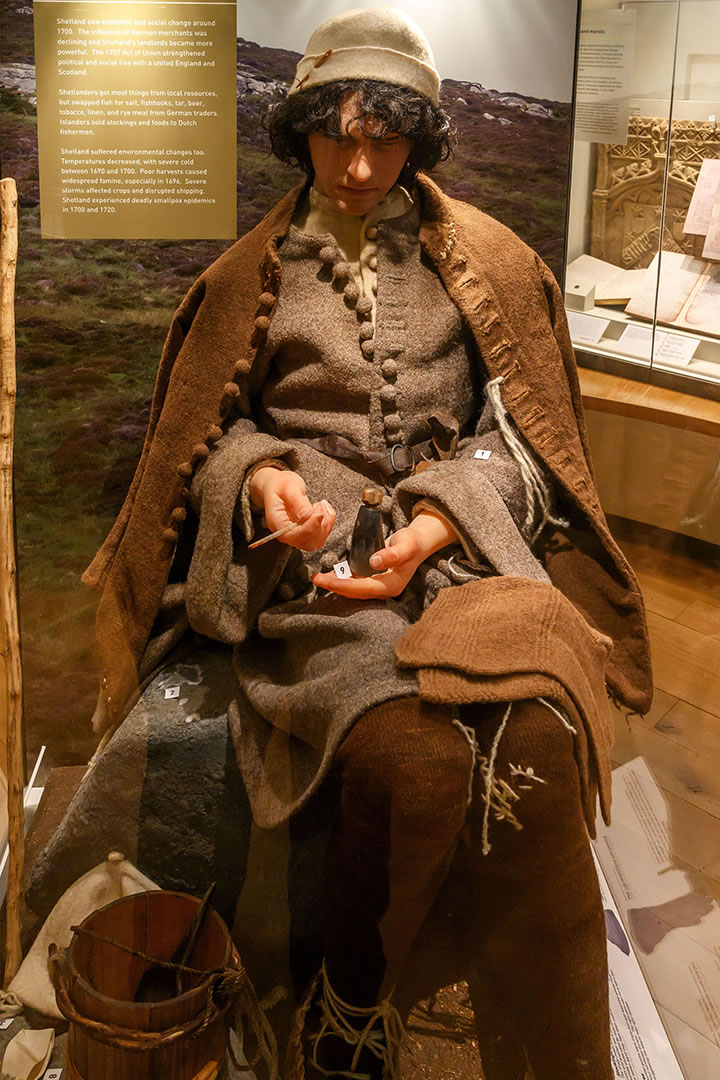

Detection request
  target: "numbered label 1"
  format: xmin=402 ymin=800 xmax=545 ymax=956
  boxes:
xmin=474 ymin=449 xmax=492 ymax=460
xmin=333 ymin=560 xmax=352 ymax=579
xmin=164 ymin=687 xmax=180 ymax=699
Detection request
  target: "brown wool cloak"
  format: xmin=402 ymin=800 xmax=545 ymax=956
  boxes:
xmin=83 ymin=174 xmax=653 ymax=736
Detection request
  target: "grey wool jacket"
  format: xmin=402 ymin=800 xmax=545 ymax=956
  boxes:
xmin=83 ymin=176 xmax=653 ymax=814
xmin=183 ymin=197 xmax=563 ymax=826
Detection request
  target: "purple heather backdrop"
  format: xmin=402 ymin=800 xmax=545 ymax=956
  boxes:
xmin=0 ymin=0 xmax=576 ymax=771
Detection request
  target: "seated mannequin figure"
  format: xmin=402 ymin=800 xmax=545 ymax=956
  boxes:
xmin=79 ymin=8 xmax=653 ymax=1080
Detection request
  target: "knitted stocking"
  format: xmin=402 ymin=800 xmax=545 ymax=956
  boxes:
xmin=322 ymin=695 xmax=472 ymax=1005
xmin=463 ymin=698 xmax=612 ymax=1080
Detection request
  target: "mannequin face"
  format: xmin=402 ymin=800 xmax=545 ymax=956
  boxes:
xmin=307 ymin=93 xmax=412 ymax=216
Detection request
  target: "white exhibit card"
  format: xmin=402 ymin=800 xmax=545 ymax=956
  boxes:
xmin=702 ymin=198 xmax=720 ymax=262
xmin=566 ymin=309 xmax=610 ymax=345
xmin=594 ymin=758 xmax=720 ymax=1079
xmin=575 ymin=10 xmax=637 ymax=144
xmin=684 ymin=159 xmax=720 ymax=237
xmin=618 ymin=323 xmax=655 ymax=359
xmin=618 ymin=323 xmax=698 ymax=366
xmin=654 ymin=333 xmax=698 ymax=367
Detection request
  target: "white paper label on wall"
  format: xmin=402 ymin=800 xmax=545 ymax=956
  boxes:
xmin=566 ymin=310 xmax=610 ymax=345
xmin=164 ymin=687 xmax=180 ymax=700
xmin=474 ymin=449 xmax=493 ymax=459
xmin=575 ymin=9 xmax=636 ymax=145
xmin=44 ymin=1071 xmax=63 ymax=1080
xmin=333 ymin=561 xmax=352 ymax=579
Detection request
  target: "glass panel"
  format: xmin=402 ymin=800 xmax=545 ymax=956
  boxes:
xmin=566 ymin=1 xmax=680 ymax=375
xmin=650 ymin=0 xmax=720 ymax=385
xmin=568 ymin=10 xmax=720 ymax=1079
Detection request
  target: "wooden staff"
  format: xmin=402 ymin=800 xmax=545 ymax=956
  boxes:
xmin=0 ymin=177 xmax=24 ymax=984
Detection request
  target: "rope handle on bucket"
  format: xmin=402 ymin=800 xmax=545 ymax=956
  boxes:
xmin=48 ymin=938 xmax=284 ymax=1079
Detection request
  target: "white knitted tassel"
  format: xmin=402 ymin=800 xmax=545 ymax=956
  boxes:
xmin=453 ymin=715 xmax=480 ymax=806
xmin=480 ymin=701 xmax=513 ymax=856
xmin=537 ymin=696 xmax=577 ymax=733
xmin=485 ymin=377 xmax=568 ymax=541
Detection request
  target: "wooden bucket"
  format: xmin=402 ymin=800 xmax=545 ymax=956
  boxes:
xmin=52 ymin=890 xmax=233 ymax=1080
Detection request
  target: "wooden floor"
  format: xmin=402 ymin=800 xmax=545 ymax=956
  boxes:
xmin=606 ymin=517 xmax=720 ymax=901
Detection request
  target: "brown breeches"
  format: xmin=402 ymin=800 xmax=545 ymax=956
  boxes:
xmin=322 ymin=695 xmax=611 ymax=1080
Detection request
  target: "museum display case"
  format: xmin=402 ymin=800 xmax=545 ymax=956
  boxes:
xmin=566 ymin=0 xmax=720 ymax=398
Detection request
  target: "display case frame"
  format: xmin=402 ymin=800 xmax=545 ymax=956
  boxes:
xmin=565 ymin=0 xmax=720 ymax=402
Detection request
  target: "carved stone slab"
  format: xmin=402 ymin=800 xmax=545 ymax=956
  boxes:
xmin=591 ymin=117 xmax=720 ymax=268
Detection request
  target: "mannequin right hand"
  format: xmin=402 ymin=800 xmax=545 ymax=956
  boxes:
xmin=248 ymin=467 xmax=336 ymax=551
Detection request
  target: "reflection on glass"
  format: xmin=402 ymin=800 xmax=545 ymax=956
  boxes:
xmin=565 ymin=0 xmax=720 ymax=391
xmin=566 ymin=9 xmax=720 ymax=1077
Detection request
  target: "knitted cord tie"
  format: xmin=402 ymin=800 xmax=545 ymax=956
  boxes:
xmin=310 ymin=961 xmax=405 ymax=1080
xmin=49 ymin=927 xmax=284 ymax=1079
xmin=473 ymin=698 xmax=579 ymax=855
xmin=485 ymin=376 xmax=569 ymax=541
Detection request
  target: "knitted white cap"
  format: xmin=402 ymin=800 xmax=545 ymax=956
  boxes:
xmin=289 ymin=6 xmax=440 ymax=105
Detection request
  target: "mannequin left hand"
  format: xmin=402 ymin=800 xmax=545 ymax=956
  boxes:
xmin=312 ymin=511 xmax=459 ymax=599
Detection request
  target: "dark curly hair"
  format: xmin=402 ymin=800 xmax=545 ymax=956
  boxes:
xmin=265 ymin=80 xmax=454 ymax=185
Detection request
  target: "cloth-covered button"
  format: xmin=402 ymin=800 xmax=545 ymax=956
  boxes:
xmin=359 ymin=322 xmax=374 ymax=342
xmin=367 ymin=254 xmax=378 ymax=271
xmin=361 ymin=341 xmax=375 ymax=359
xmin=177 ymin=462 xmax=193 ymax=479
xmin=162 ymin=528 xmax=179 ymax=544
xmin=258 ymin=292 xmax=276 ymax=311
xmin=344 ymin=282 xmax=360 ymax=305
xmin=192 ymin=443 xmax=210 ymax=464
xmin=384 ymin=414 xmax=402 ymax=438
xmin=356 ymin=296 xmax=373 ymax=320
xmin=382 ymin=358 xmax=398 ymax=379
xmin=319 ymin=245 xmax=336 ymax=265
xmin=206 ymin=425 xmax=223 ymax=443
xmin=319 ymin=551 xmax=339 ymax=572
xmin=171 ymin=507 xmax=187 ymax=524
xmin=366 ymin=226 xmax=378 ymax=240
xmin=333 ymin=260 xmax=350 ymax=281
xmin=220 ymin=381 xmax=240 ymax=414
xmin=380 ymin=385 xmax=397 ymax=407
xmin=179 ymin=486 xmax=191 ymax=500
xmin=234 ymin=360 xmax=248 ymax=377
xmin=254 ymin=315 xmax=271 ymax=333
xmin=277 ymin=583 xmax=295 ymax=602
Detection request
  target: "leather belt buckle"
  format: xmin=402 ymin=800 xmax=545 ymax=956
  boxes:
xmin=390 ymin=443 xmax=416 ymax=475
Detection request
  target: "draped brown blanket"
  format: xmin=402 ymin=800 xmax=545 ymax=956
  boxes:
xmin=395 ymin=575 xmax=616 ymax=833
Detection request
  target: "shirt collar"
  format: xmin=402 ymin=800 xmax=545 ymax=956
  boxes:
xmin=300 ymin=183 xmax=414 ymax=242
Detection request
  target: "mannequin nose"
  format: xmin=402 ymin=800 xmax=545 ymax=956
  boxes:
xmin=348 ymin=146 xmax=373 ymax=183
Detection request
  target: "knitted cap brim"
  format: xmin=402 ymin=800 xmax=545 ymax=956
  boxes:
xmin=290 ymin=45 xmax=440 ymax=104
